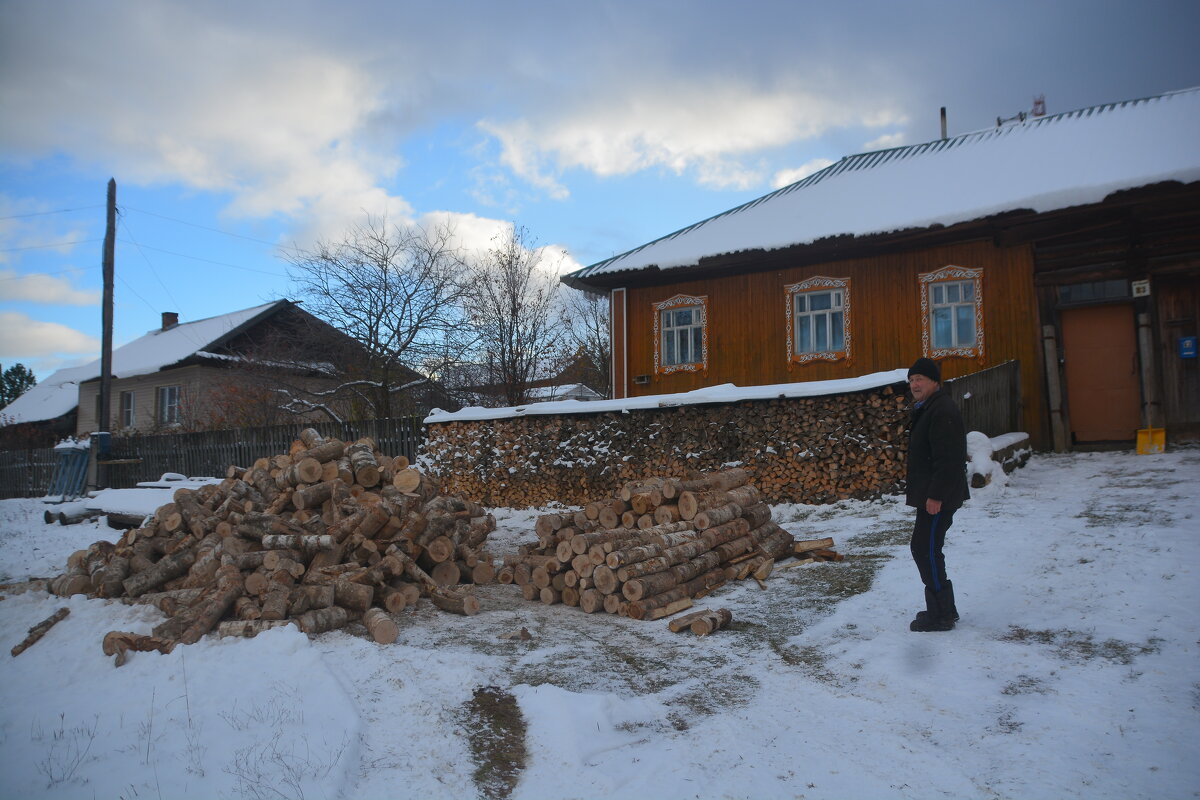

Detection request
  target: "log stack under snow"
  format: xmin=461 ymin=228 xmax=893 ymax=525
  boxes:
xmin=48 ymin=428 xmax=496 ymax=663
xmin=504 ymin=468 xmax=803 ymax=620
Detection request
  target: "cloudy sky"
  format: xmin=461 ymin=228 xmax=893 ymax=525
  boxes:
xmin=1 ymin=0 xmax=1198 ymax=381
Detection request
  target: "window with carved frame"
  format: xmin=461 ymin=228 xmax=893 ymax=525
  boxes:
xmin=785 ymin=276 xmax=850 ymax=363
xmin=919 ymin=266 xmax=983 ymax=359
xmin=653 ymin=294 xmax=708 ymax=374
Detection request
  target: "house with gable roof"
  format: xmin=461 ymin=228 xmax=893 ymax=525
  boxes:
xmin=3 ymin=300 xmax=370 ymax=439
xmin=563 ymin=87 xmax=1200 ymax=450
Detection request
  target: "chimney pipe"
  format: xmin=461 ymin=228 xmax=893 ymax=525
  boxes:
xmin=940 ymin=107 xmax=947 ymax=140
xmin=162 ymin=311 xmax=179 ymax=330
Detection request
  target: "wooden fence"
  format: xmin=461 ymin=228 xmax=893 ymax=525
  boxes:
xmin=944 ymin=360 xmax=1022 ymax=438
xmin=0 ymin=448 xmax=59 ymax=500
xmin=0 ymin=416 xmax=424 ymax=499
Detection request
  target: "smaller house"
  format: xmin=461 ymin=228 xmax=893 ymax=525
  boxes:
xmin=525 ymin=383 xmax=604 ymax=403
xmin=2 ymin=301 xmax=356 ymax=438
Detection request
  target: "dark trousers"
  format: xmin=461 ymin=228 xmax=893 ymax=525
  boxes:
xmin=910 ymin=506 xmax=956 ymax=592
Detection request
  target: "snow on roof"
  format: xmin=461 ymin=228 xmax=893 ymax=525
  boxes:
xmin=425 ymin=367 xmax=907 ymax=423
xmin=570 ymin=87 xmax=1200 ymax=285
xmin=0 ymin=362 xmax=95 ymax=424
xmin=1 ymin=301 xmax=284 ymax=425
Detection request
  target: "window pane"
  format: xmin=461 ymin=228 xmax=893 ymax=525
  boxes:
xmin=955 ymin=305 xmax=975 ymax=346
xmin=676 ymin=309 xmax=694 ymax=327
xmin=945 ymin=283 xmax=960 ymax=303
xmin=815 ymin=313 xmax=828 ymax=351
xmin=664 ymin=332 xmax=676 ymax=365
xmin=794 ymin=293 xmax=807 ymax=313
xmin=831 ymin=311 xmax=844 ymax=350
xmin=798 ymin=316 xmax=811 ymax=353
xmin=679 ymin=330 xmax=690 ymax=363
xmin=932 ymin=284 xmax=944 ymax=305
xmin=692 ymin=326 xmax=703 ymax=362
xmin=933 ymin=307 xmax=952 ymax=348
xmin=810 ymin=292 xmax=832 ymax=311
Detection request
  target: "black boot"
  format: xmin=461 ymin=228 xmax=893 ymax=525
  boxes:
xmin=938 ymin=580 xmax=959 ymax=622
xmin=910 ymin=585 xmax=955 ymax=632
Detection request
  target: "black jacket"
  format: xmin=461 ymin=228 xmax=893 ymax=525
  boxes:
xmin=905 ymin=388 xmax=969 ymax=510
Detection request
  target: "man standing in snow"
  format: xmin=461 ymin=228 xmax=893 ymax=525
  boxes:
xmin=905 ymin=357 xmax=968 ymax=632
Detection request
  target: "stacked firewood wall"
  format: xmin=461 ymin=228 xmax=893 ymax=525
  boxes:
xmin=421 ymin=383 xmax=909 ymax=508
xmin=47 ymin=428 xmax=496 ymax=663
xmin=498 ymin=468 xmax=797 ymax=620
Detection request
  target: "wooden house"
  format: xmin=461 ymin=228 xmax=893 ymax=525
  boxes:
xmin=3 ymin=301 xmax=383 ymax=437
xmin=563 ymin=88 xmax=1200 ymax=450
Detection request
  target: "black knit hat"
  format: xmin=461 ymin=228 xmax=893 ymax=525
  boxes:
xmin=907 ymin=357 xmax=941 ymax=383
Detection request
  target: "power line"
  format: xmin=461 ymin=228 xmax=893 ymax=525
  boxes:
xmin=0 ymin=205 xmax=104 ymax=221
xmin=118 ymin=216 xmax=183 ymax=315
xmin=0 ymin=266 xmax=95 ymax=281
xmin=113 ymin=239 xmax=290 ymax=276
xmin=0 ymin=238 xmax=103 ymax=253
xmin=121 ymin=204 xmax=306 ymax=253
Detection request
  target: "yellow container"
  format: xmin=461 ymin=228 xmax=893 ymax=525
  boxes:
xmin=1136 ymin=428 xmax=1165 ymax=455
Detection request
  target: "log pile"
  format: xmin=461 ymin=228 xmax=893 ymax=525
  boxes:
xmin=44 ymin=428 xmax=497 ymax=663
xmin=502 ymin=468 xmax=797 ymax=620
xmin=422 ymin=382 xmax=910 ymax=508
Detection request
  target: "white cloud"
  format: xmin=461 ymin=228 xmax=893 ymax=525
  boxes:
xmin=480 ymin=81 xmax=908 ymax=195
xmin=0 ymin=312 xmax=100 ymax=357
xmin=771 ymin=158 xmax=837 ymax=189
xmin=0 ymin=269 xmax=99 ymax=305
xmin=0 ymin=2 xmax=408 ymax=229
xmin=416 ymin=211 xmax=582 ymax=275
xmin=864 ymin=132 xmax=907 ymax=151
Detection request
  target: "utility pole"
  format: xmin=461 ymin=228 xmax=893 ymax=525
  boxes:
xmin=98 ymin=178 xmax=116 ymax=487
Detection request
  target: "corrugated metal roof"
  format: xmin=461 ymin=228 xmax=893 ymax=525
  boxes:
xmin=567 ymin=86 xmax=1200 ymax=287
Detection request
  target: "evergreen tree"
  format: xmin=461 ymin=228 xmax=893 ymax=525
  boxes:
xmin=0 ymin=363 xmax=37 ymax=409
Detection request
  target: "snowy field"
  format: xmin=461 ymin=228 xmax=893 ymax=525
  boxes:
xmin=0 ymin=447 xmax=1197 ymax=800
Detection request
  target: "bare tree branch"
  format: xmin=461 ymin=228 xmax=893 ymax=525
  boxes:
xmin=466 ymin=226 xmax=569 ymax=406
xmin=284 ymin=215 xmax=474 ymax=417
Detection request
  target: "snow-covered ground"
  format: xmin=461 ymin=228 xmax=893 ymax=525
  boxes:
xmin=0 ymin=447 xmax=1197 ymax=800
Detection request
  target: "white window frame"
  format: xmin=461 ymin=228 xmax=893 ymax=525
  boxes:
xmin=157 ymin=385 xmax=181 ymax=425
xmin=785 ymin=276 xmax=851 ymax=364
xmin=653 ymin=294 xmax=708 ymax=374
xmin=920 ymin=266 xmax=984 ymax=360
xmin=119 ymin=390 xmax=135 ymax=429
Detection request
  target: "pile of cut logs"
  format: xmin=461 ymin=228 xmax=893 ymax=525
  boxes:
xmin=47 ymin=428 xmax=497 ymax=664
xmin=503 ymin=467 xmax=800 ymax=620
xmin=423 ymin=383 xmax=909 ymax=508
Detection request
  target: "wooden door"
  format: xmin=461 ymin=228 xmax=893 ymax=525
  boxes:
xmin=1060 ymin=303 xmax=1141 ymax=442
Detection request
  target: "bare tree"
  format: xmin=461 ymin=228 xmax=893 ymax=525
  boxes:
xmin=284 ymin=216 xmax=474 ymax=419
xmin=560 ymin=288 xmax=612 ymax=399
xmin=468 ymin=226 xmax=567 ymax=406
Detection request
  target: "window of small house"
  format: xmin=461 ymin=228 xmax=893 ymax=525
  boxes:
xmin=786 ymin=277 xmax=850 ymax=363
xmin=120 ymin=391 xmax=135 ymax=429
xmin=919 ymin=266 xmax=984 ymax=359
xmin=653 ymin=294 xmax=708 ymax=374
xmin=157 ymin=385 xmax=181 ymax=425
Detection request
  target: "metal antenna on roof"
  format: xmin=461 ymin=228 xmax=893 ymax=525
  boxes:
xmin=940 ymin=107 xmax=947 ymax=140
xmin=1032 ymin=95 xmax=1047 ymax=117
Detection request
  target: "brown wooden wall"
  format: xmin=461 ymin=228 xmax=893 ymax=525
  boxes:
xmin=620 ymin=238 xmax=1047 ymax=446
